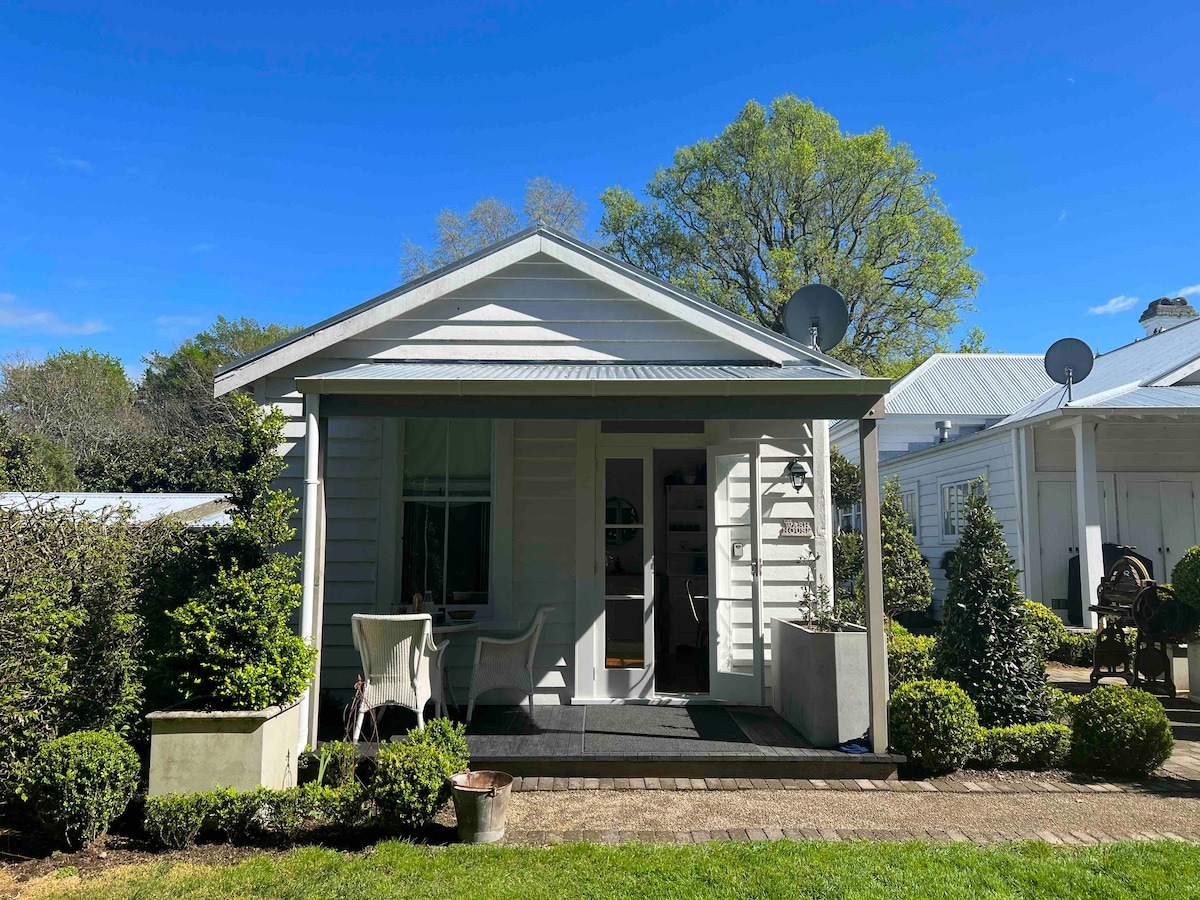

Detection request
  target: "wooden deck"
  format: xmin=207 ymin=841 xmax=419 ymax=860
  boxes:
xmin=463 ymin=705 xmax=903 ymax=779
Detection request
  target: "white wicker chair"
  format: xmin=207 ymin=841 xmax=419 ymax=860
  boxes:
xmin=350 ymin=613 xmax=449 ymax=740
xmin=465 ymin=606 xmax=554 ymax=723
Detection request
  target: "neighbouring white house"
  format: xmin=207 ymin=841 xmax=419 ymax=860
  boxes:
xmin=834 ymin=297 xmax=1200 ymax=626
xmin=212 ymin=226 xmax=896 ymax=750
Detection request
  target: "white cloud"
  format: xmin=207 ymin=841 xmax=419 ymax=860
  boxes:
xmin=49 ymin=150 xmax=92 ymax=173
xmin=1087 ymin=295 xmax=1139 ymax=316
xmin=1176 ymin=283 xmax=1200 ymax=297
xmin=1058 ymin=209 xmax=1068 ymax=222
xmin=0 ymin=292 xmax=108 ymax=335
xmin=154 ymin=314 xmax=205 ymax=339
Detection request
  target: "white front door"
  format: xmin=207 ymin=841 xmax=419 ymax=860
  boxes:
xmin=1038 ymin=480 xmax=1076 ymax=611
xmin=594 ymin=449 xmax=655 ymax=698
xmin=706 ymin=442 xmax=763 ymax=704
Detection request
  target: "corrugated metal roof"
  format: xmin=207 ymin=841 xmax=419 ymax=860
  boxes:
xmin=0 ymin=493 xmax=231 ymax=525
xmin=999 ymin=318 xmax=1200 ymax=425
xmin=884 ymin=354 xmax=1055 ymax=416
xmin=299 ymin=362 xmax=859 ymax=382
xmin=1084 ymin=385 xmax=1200 ymax=410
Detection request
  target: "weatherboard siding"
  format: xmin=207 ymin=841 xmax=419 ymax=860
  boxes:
xmin=878 ymin=431 xmax=1018 ymax=608
xmin=311 ymin=258 xmax=762 ymax=364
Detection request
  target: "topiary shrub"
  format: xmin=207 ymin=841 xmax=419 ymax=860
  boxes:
xmin=1046 ymin=685 xmax=1082 ymax=725
xmin=889 ymin=679 xmax=980 ymax=774
xmin=870 ymin=479 xmax=933 ymax=617
xmin=144 ymin=791 xmax=216 ymax=850
xmin=1072 ymin=685 xmax=1174 ymax=776
xmin=975 ymin=723 xmax=1072 ymax=770
xmin=887 ymin=625 xmax=935 ymax=687
xmin=19 ymin=731 xmax=140 ymax=849
xmin=371 ymin=720 xmax=469 ymax=833
xmin=1170 ymin=547 xmax=1200 ymax=636
xmin=1024 ymin=601 xmax=1068 ymax=662
xmin=933 ymin=488 xmax=1050 ymax=726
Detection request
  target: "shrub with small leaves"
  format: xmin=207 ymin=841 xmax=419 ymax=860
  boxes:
xmin=1072 ymin=685 xmax=1174 ymax=776
xmin=889 ymin=679 xmax=980 ymax=774
xmin=144 ymin=791 xmax=216 ymax=850
xmin=887 ymin=624 xmax=935 ymax=688
xmin=1171 ymin=547 xmax=1200 ymax=636
xmin=975 ymin=723 xmax=1072 ymax=770
xmin=1046 ymin=686 xmax=1082 ymax=725
xmin=371 ymin=720 xmax=469 ymax=833
xmin=1024 ymin=601 xmax=1068 ymax=662
xmin=20 ymin=731 xmax=140 ymax=849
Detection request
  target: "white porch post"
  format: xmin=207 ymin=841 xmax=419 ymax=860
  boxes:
xmin=1072 ymin=419 xmax=1103 ymax=630
xmin=298 ymin=392 xmax=322 ymax=752
xmin=858 ymin=410 xmax=889 ymax=752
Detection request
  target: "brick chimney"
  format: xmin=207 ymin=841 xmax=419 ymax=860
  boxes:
xmin=1139 ymin=297 xmax=1198 ymax=336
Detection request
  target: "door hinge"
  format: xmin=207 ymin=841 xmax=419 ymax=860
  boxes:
xmin=750 ymin=559 xmax=760 ymax=577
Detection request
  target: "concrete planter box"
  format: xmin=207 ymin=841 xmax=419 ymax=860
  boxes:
xmin=147 ymin=700 xmax=301 ymax=797
xmin=772 ymin=619 xmax=868 ymax=748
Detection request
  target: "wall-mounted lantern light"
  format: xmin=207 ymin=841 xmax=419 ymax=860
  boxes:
xmin=787 ymin=459 xmax=807 ymax=493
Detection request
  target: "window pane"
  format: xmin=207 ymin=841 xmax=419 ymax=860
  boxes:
xmin=401 ymin=501 xmax=445 ymax=605
xmin=446 ymin=501 xmax=490 ymax=604
xmin=403 ymin=420 xmax=446 ymax=496
xmin=605 ymin=597 xmax=644 ymax=668
xmin=605 ymin=527 xmax=644 ymax=597
xmin=448 ymin=420 xmax=492 ymax=496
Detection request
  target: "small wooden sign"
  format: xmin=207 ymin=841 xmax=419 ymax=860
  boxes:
xmin=779 ymin=519 xmax=813 ymax=538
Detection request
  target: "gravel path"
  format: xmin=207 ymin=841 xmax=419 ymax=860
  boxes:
xmin=505 ymin=789 xmax=1200 ymax=834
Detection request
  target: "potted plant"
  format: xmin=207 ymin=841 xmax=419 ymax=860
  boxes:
xmin=145 ymin=398 xmax=317 ymax=796
xmin=772 ymin=585 xmax=869 ymax=747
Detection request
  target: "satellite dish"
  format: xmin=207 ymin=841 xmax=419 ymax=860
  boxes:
xmin=783 ymin=284 xmax=850 ymax=352
xmin=1044 ymin=337 xmax=1094 ymax=401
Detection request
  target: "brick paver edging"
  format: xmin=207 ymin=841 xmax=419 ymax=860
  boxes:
xmin=504 ymin=827 xmax=1200 ymax=846
xmin=509 ymin=775 xmax=1200 ymax=795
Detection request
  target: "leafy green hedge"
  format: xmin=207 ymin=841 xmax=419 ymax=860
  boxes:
xmin=975 ymin=723 xmax=1072 ymax=770
xmin=1024 ymin=601 xmax=1068 ymax=661
xmin=19 ymin=731 xmax=140 ymax=849
xmin=889 ymin=679 xmax=980 ymax=774
xmin=887 ymin=624 xmax=935 ymax=687
xmin=144 ymin=720 xmax=469 ymax=848
xmin=1072 ymin=685 xmax=1174 ymax=776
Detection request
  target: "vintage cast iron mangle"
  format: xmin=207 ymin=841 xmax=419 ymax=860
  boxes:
xmin=1090 ymin=553 xmax=1181 ymax=697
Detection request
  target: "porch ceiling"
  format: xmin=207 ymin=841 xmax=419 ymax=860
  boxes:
xmin=294 ymin=362 xmax=890 ymax=420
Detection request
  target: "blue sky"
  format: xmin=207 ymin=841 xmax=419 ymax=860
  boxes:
xmin=2 ymin=1 xmax=1198 ymax=374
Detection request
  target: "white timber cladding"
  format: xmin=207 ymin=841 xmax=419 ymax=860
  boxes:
xmin=876 ymin=430 xmax=1018 ymax=608
xmin=724 ymin=420 xmax=821 ymax=705
xmin=321 ymin=257 xmax=764 ymax=363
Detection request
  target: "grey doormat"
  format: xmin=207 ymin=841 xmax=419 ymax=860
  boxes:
xmin=582 ymin=705 xmax=753 ymax=755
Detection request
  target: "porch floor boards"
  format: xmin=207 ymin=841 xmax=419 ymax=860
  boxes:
xmin=463 ymin=705 xmax=903 ymax=779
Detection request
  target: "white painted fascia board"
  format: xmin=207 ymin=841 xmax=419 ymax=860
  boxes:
xmin=293 ymin=373 xmax=892 ymax=398
xmin=535 ymin=237 xmax=817 ymax=368
xmin=214 ymin=234 xmax=547 ymax=395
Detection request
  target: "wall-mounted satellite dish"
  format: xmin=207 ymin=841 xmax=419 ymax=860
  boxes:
xmin=1044 ymin=337 xmax=1094 ymax=401
xmin=783 ymin=284 xmax=850 ymax=352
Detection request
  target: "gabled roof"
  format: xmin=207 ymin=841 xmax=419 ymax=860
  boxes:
xmin=998 ymin=317 xmax=1200 ymax=425
xmin=215 ymin=226 xmax=857 ymax=395
xmin=883 ymin=353 xmax=1054 ymax=417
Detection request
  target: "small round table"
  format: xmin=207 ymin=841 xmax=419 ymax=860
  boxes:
xmin=432 ymin=621 xmax=479 ymax=712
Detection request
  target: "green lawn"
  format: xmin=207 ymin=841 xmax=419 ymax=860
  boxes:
xmin=23 ymin=840 xmax=1200 ymax=900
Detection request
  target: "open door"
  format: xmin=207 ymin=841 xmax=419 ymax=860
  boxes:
xmin=706 ymin=442 xmax=763 ymax=704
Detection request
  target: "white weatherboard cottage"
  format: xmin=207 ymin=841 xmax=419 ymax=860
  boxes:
xmin=834 ymin=301 xmax=1200 ymax=628
xmin=214 ymin=227 xmax=892 ymax=750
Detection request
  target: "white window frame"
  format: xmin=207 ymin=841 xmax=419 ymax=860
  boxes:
xmin=397 ymin=418 xmax=496 ymax=611
xmin=900 ymin=488 xmax=919 ymax=539
xmin=940 ymin=480 xmax=979 ymax=542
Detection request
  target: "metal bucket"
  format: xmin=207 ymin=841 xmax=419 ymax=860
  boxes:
xmin=449 ymin=770 xmax=513 ymax=844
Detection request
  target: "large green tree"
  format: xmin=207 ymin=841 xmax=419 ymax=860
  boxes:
xmin=599 ymin=96 xmax=983 ymax=376
xmin=140 ymin=316 xmax=298 ymax=437
xmin=400 ymin=177 xmax=588 ymax=279
xmin=0 ymin=349 xmax=140 ymax=465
